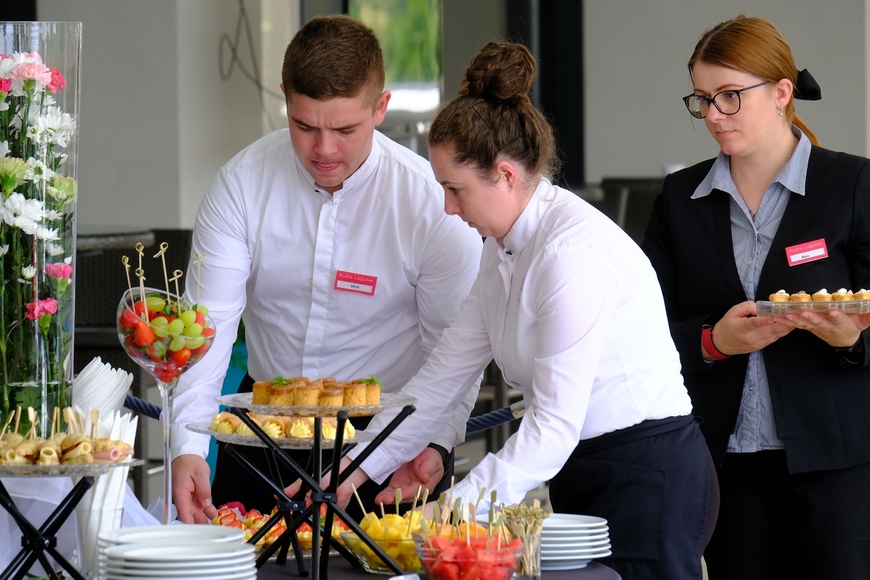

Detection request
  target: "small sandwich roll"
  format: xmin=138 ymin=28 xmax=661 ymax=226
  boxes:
xmin=36 ymin=446 xmax=60 ymax=465
xmin=4 ymin=449 xmax=30 ymax=465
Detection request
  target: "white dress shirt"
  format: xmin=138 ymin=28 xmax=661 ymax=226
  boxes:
xmin=171 ymin=129 xmax=483 ymax=460
xmin=357 ymin=178 xmax=693 ymax=510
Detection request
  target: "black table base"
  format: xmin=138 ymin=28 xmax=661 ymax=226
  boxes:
xmin=0 ymin=476 xmax=94 ymax=580
xmin=225 ymin=405 xmax=416 ymax=579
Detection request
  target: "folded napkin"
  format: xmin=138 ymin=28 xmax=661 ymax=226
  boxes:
xmin=72 ymin=357 xmax=133 ymax=418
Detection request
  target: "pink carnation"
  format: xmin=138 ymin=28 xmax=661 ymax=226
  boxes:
xmin=47 ymin=68 xmax=66 ymax=93
xmin=44 ymin=262 xmax=72 ymax=279
xmin=0 ymin=78 xmax=10 ymax=94
xmin=11 ymin=61 xmax=52 ymax=88
xmin=25 ymin=298 xmax=58 ymax=321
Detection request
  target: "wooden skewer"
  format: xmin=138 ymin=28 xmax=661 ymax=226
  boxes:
xmin=1 ymin=410 xmax=14 ymax=435
xmin=194 ymin=252 xmax=204 ymax=305
xmin=14 ymin=405 xmax=22 ymax=434
xmin=121 ymin=256 xmax=133 ymax=295
xmin=153 ymin=241 xmax=170 ymax=298
xmin=407 ymin=486 xmax=422 ymax=535
xmin=90 ymin=409 xmax=99 ymax=439
xmin=51 ymin=407 xmax=59 ymax=438
xmin=350 ymin=483 xmax=366 ymax=517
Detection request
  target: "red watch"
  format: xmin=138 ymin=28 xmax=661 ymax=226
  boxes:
xmin=701 ymin=325 xmax=731 ymax=361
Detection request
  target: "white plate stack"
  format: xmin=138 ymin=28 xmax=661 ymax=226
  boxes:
xmin=540 ymin=513 xmax=612 ymax=571
xmin=98 ymin=525 xmax=253 ymax=579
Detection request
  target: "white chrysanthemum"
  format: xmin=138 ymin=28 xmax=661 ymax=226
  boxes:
xmin=23 ymin=158 xmax=56 ymax=182
xmin=21 ymin=265 xmax=36 ymax=279
xmin=35 ymin=224 xmax=59 ymax=242
xmin=43 ymin=209 xmax=64 ymax=220
xmin=46 ymin=242 xmax=64 ymax=257
xmin=0 ymin=245 xmax=8 ymax=257
xmin=3 ymin=193 xmax=44 ymax=234
xmin=27 ymin=106 xmax=75 ymax=148
xmin=63 ymin=256 xmax=72 ymax=265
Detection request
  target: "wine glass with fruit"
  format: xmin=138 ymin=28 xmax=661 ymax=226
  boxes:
xmin=116 ymin=253 xmax=215 ymax=524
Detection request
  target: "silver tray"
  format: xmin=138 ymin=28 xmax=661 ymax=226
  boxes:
xmin=0 ymin=458 xmax=144 ymax=477
xmin=756 ymin=299 xmax=870 ymax=316
xmin=215 ymin=391 xmax=416 ymax=417
xmin=185 ymin=422 xmax=375 ymax=449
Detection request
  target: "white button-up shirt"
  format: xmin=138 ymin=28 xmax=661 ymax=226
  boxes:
xmin=171 ymin=129 xmax=483 ymax=460
xmin=358 ymin=179 xmax=692 ymax=510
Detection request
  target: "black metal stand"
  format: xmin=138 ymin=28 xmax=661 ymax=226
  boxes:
xmin=0 ymin=476 xmax=93 ymax=580
xmin=225 ymin=404 xmax=416 ymax=579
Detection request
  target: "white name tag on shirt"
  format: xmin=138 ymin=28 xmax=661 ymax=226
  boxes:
xmin=785 ymin=238 xmax=828 ymax=267
xmin=334 ymin=270 xmax=377 ymax=296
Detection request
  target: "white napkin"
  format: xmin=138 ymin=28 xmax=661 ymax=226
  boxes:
xmin=74 ymin=410 xmax=139 ymax=576
xmin=72 ymin=357 xmax=133 ymax=417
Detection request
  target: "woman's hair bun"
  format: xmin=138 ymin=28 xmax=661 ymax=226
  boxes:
xmin=462 ymin=41 xmax=536 ymax=101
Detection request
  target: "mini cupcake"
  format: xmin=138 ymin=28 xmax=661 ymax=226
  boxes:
xmin=769 ymin=289 xmax=790 ymax=302
xmin=789 ymin=291 xmax=811 ymax=302
xmin=342 ymin=381 xmax=367 ymax=406
xmin=269 ymin=384 xmax=295 ymax=406
xmin=293 ymin=382 xmax=321 ymax=407
xmin=318 ymin=385 xmax=343 ymax=407
xmin=832 ymin=288 xmax=854 ymax=301
xmin=252 ymin=381 xmax=273 ymax=405
xmin=811 ymin=289 xmax=832 ymax=302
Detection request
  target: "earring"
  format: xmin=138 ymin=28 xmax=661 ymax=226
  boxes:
xmin=778 ymin=107 xmax=784 ymax=117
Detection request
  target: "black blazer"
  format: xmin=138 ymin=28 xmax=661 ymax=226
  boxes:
xmin=642 ymin=146 xmax=870 ymax=474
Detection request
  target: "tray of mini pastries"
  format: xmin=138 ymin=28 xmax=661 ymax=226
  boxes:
xmin=187 ymin=411 xmax=377 ymax=448
xmin=757 ymin=288 xmax=870 ymax=316
xmin=214 ymin=375 xmax=416 ymax=417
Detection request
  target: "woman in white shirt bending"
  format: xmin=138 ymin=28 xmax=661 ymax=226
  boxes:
xmin=333 ymin=41 xmax=716 ymax=580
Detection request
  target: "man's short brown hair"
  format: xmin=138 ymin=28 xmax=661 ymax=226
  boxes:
xmin=282 ymin=15 xmax=385 ymax=107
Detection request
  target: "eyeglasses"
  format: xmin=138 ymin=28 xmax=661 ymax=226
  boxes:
xmin=682 ymin=82 xmax=768 ymax=119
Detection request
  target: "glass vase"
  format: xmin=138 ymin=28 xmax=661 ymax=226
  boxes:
xmin=0 ymin=21 xmax=81 ymax=438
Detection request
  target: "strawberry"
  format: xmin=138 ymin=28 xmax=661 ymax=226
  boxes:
xmin=194 ymin=310 xmax=206 ymax=326
xmin=189 ymin=343 xmax=210 ymax=358
xmin=146 ymin=342 xmax=166 ymax=362
xmin=120 ymin=308 xmax=140 ymax=330
xmin=168 ymin=347 xmax=191 ymax=368
xmin=153 ymin=363 xmax=180 ymax=383
xmin=133 ymin=321 xmax=155 ymax=347
xmin=201 ymin=327 xmax=215 ymax=338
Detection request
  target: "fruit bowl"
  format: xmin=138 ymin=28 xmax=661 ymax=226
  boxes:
xmin=340 ymin=532 xmax=422 ymax=575
xmin=414 ymin=535 xmax=523 ymax=580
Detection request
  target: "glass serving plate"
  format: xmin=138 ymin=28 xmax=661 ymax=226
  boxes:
xmin=756 ymin=299 xmax=870 ymax=316
xmin=215 ymin=392 xmax=417 ymax=417
xmin=185 ymin=422 xmax=376 ymax=449
xmin=0 ymin=458 xmax=144 ymax=477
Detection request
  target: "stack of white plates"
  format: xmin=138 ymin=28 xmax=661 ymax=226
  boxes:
xmin=540 ymin=513 xmax=612 ymax=571
xmin=98 ymin=525 xmax=253 ymax=579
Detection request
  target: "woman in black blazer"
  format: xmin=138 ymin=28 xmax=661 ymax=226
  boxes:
xmin=642 ymin=15 xmax=870 ymax=580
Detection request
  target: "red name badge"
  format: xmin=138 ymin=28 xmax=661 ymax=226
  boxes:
xmin=785 ymin=238 xmax=828 ymax=267
xmin=334 ymin=270 xmax=377 ymax=296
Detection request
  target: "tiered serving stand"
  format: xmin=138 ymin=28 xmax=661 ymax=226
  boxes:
xmin=188 ymin=392 xmax=417 ymax=579
xmin=0 ymin=459 xmax=144 ymax=580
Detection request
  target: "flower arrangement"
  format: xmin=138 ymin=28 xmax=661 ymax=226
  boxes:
xmin=0 ymin=37 xmax=79 ymax=437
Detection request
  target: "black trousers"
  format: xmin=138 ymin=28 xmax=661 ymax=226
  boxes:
xmin=704 ymin=450 xmax=870 ymax=580
xmin=549 ymin=416 xmax=715 ymax=580
xmin=211 ymin=375 xmax=453 ymax=522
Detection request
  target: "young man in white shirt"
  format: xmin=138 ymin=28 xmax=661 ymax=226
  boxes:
xmin=169 ymin=15 xmax=482 ymax=524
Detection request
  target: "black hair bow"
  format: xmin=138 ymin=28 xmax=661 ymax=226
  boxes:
xmin=795 ymin=69 xmax=821 ymax=100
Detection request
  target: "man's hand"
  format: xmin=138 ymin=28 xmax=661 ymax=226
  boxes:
xmin=172 ymin=454 xmax=217 ymax=524
xmin=374 ymin=446 xmax=445 ymax=506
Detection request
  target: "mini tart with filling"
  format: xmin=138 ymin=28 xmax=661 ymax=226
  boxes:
xmin=769 ymin=289 xmax=790 ymax=302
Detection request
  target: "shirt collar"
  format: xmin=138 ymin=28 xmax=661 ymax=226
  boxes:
xmin=691 ymin=126 xmax=811 ymax=200
xmin=293 ymin=133 xmax=382 ymax=197
xmin=500 ymin=178 xmax=550 ymax=257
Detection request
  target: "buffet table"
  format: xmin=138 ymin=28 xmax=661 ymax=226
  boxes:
xmin=258 ymin=557 xmax=621 ymax=579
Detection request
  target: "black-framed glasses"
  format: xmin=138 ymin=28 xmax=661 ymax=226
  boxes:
xmin=682 ymin=82 xmax=768 ymax=119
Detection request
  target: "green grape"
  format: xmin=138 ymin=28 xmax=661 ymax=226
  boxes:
xmin=195 ymin=304 xmax=209 ymax=315
xmin=179 ymin=310 xmax=197 ymax=326
xmin=167 ymin=319 xmax=185 ymax=335
xmin=185 ymin=336 xmax=205 ymax=350
xmin=169 ymin=336 xmax=187 ymax=352
xmin=182 ymin=323 xmax=203 ymax=337
xmin=151 ymin=317 xmax=170 ymax=338
xmin=145 ymin=295 xmax=166 ymax=312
